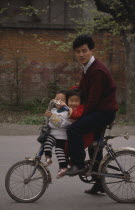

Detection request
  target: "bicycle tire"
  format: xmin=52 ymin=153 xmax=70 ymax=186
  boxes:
xmin=5 ymin=160 xmax=49 ymax=203
xmin=101 ymin=150 xmax=135 ymax=203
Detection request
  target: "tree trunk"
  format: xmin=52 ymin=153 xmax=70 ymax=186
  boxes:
xmin=122 ymin=33 xmax=135 ymax=121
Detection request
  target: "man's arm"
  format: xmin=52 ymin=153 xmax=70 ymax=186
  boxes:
xmin=84 ymin=70 xmax=106 ymax=113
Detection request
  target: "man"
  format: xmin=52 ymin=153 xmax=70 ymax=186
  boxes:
xmin=65 ymin=34 xmax=118 ymax=194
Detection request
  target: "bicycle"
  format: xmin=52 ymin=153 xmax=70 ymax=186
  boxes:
xmin=5 ymin=101 xmax=135 ymax=203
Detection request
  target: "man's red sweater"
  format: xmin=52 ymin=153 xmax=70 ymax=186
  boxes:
xmin=79 ymin=58 xmax=118 ymax=114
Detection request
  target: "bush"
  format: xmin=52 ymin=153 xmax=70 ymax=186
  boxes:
xmin=118 ymin=102 xmax=126 ymax=115
xmin=22 ymin=98 xmax=49 ymax=114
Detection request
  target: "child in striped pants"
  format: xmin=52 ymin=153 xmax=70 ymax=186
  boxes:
xmin=44 ymin=90 xmax=71 ymax=178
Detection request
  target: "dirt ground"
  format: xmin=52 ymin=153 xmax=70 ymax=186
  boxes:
xmin=0 ymin=123 xmax=135 ymax=136
xmin=0 ymin=123 xmax=40 ymax=136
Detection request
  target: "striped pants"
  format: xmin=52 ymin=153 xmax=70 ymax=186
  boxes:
xmin=44 ymin=135 xmax=67 ymax=169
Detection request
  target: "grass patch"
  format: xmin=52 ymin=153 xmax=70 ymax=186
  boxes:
xmin=20 ymin=115 xmax=44 ymax=125
xmin=21 ymin=98 xmax=49 ymax=114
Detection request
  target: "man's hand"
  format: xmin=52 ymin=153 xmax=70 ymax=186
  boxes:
xmin=45 ymin=110 xmax=52 ymax=118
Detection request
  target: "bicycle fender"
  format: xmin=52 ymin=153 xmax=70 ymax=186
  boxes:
xmin=98 ymin=147 xmax=135 ymax=173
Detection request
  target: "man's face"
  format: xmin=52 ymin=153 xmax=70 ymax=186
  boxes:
xmin=74 ymin=44 xmax=93 ymax=65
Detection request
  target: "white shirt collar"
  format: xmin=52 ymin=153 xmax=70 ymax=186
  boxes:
xmin=83 ymin=56 xmax=95 ymax=74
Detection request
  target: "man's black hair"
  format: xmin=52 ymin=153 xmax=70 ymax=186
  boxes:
xmin=66 ymin=88 xmax=83 ymax=104
xmin=73 ymin=34 xmax=95 ymax=50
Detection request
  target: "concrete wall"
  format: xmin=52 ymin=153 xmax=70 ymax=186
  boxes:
xmin=0 ymin=0 xmax=82 ymax=29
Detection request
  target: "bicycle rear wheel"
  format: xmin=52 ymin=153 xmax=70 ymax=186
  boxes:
xmin=101 ymin=150 xmax=135 ymax=203
xmin=5 ymin=160 xmax=48 ymax=203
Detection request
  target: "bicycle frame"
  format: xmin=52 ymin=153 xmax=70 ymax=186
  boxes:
xmin=90 ymin=144 xmax=125 ymax=179
xmin=25 ymin=130 xmax=131 ymax=182
xmin=86 ymin=133 xmax=131 ymax=180
xmin=25 ymin=144 xmax=52 ymax=185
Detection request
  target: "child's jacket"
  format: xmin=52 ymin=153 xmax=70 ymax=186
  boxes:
xmin=49 ymin=108 xmax=71 ymax=140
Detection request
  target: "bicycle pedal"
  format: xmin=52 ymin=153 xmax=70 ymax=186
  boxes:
xmin=86 ymin=170 xmax=92 ymax=176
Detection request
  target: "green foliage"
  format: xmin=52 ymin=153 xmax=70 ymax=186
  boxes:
xmin=66 ymin=0 xmax=85 ymax=8
xmin=118 ymin=102 xmax=126 ymax=115
xmin=20 ymin=115 xmax=44 ymax=125
xmin=0 ymin=98 xmax=48 ymax=115
xmin=0 ymin=100 xmax=47 ymax=124
xmin=21 ymin=78 xmax=60 ymax=114
xmin=19 ymin=3 xmax=52 ymax=17
xmin=0 ymin=7 xmax=7 ymax=14
xmin=33 ymin=35 xmax=73 ymax=52
xmin=33 ymin=1 xmax=125 ymax=52
xmin=47 ymin=80 xmax=60 ymax=100
xmin=22 ymin=98 xmax=48 ymax=114
xmin=72 ymin=2 xmax=122 ymax=36
xmin=95 ymin=0 xmax=135 ymax=32
xmin=20 ymin=5 xmax=40 ymax=16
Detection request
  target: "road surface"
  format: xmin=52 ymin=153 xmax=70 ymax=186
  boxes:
xmin=0 ymin=133 xmax=135 ymax=210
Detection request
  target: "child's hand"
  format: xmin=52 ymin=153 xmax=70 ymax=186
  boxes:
xmin=45 ymin=110 xmax=52 ymax=118
xmin=60 ymin=102 xmax=67 ymax=107
xmin=53 ymin=99 xmax=66 ymax=107
xmin=68 ymin=108 xmax=73 ymax=117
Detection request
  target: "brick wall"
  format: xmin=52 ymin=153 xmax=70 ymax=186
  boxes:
xmin=0 ymin=28 xmax=125 ymax=105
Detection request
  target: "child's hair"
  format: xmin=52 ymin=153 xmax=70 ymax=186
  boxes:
xmin=56 ymin=89 xmax=67 ymax=95
xmin=66 ymin=88 xmax=83 ymax=104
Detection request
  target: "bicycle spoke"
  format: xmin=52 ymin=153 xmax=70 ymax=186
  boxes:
xmin=30 ymin=177 xmax=43 ymax=182
xmin=102 ymin=151 xmax=135 ymax=203
xmin=105 ymin=180 xmax=123 ymax=185
xmin=6 ymin=160 xmax=48 ymax=202
xmin=108 ymin=165 xmax=121 ymax=171
xmin=127 ymin=165 xmax=135 ymax=173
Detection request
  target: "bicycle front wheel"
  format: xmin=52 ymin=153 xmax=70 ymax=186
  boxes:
xmin=5 ymin=160 xmax=48 ymax=203
xmin=101 ymin=150 xmax=135 ymax=203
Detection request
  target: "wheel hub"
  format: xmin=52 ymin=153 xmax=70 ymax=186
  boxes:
xmin=124 ymin=172 xmax=130 ymax=181
xmin=24 ymin=178 xmax=29 ymax=184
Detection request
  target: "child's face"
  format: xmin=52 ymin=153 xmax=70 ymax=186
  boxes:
xmin=55 ymin=93 xmax=66 ymax=109
xmin=68 ymin=95 xmax=81 ymax=109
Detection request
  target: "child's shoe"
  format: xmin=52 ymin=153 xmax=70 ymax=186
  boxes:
xmin=56 ymin=168 xmax=67 ymax=179
xmin=44 ymin=158 xmax=52 ymax=167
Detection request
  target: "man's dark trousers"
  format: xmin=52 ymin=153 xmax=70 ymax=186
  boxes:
xmin=67 ymin=110 xmax=116 ymax=169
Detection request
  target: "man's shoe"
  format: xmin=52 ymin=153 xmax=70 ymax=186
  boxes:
xmin=64 ymin=165 xmax=87 ymax=176
xmin=84 ymin=182 xmax=105 ymax=194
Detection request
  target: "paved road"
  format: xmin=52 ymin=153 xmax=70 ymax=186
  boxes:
xmin=0 ymin=134 xmax=135 ymax=210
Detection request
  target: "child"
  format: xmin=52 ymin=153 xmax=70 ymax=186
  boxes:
xmin=66 ymin=88 xmax=94 ymax=148
xmin=44 ymin=90 xmax=71 ymax=178
xmin=66 ymin=88 xmax=104 ymax=191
